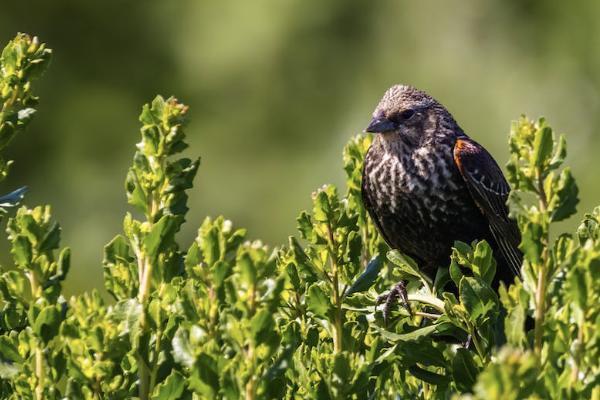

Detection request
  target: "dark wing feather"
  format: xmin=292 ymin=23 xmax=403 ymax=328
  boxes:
xmin=453 ymin=137 xmax=522 ymax=277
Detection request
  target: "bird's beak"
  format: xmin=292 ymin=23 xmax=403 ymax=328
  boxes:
xmin=364 ymin=116 xmax=397 ymax=133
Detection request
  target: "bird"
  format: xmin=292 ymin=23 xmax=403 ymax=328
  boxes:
xmin=361 ymin=85 xmax=522 ymax=317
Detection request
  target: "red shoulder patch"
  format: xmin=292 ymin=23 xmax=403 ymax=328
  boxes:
xmin=453 ymin=138 xmax=468 ymax=174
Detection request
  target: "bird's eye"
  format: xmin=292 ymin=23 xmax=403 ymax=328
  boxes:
xmin=399 ymin=109 xmax=415 ymax=120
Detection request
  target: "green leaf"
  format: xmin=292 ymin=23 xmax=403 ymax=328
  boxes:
xmin=520 ymin=221 xmax=543 ymax=265
xmin=285 ymin=262 xmax=302 ymax=291
xmin=188 ymin=354 xmax=219 ymax=397
xmin=387 ymin=250 xmax=431 ymax=287
xmin=532 ymin=126 xmax=553 ymax=168
xmin=0 ymin=360 xmax=20 ymax=379
xmin=332 ymin=352 xmax=351 ymax=386
xmin=33 ymin=305 xmax=61 ymax=343
xmin=452 ymin=348 xmax=479 ymax=392
xmin=498 ymin=283 xmax=528 ymax=346
xmin=250 ymin=309 xmax=275 ymax=345
xmin=549 ymin=134 xmax=567 ymax=169
xmin=111 ymin=298 xmax=142 ymax=339
xmin=387 ymin=250 xmax=420 ymax=278
xmin=372 ymin=324 xmax=437 ymax=342
xmin=152 ymin=371 xmax=185 ymax=400
xmin=577 ymin=207 xmax=600 ymax=244
xmin=345 ymin=254 xmax=383 ymax=296
xmin=408 ymin=365 xmax=450 ymax=386
xmin=238 ymin=251 xmax=257 ymax=286
xmin=55 ymin=246 xmax=71 ymax=279
xmin=213 ymin=260 xmax=232 ymax=288
xmin=433 ymin=266 xmax=451 ymax=293
xmin=198 ymin=222 xmax=220 ymax=265
xmin=0 ymin=336 xmax=23 ymax=363
xmin=449 ymin=259 xmax=463 ymax=287
xmin=39 ymin=221 xmax=61 ymax=251
xmin=263 ymin=342 xmax=297 ymax=387
xmin=1 ymin=270 xmax=28 ymax=299
xmin=306 ymin=283 xmax=333 ymax=318
xmin=313 ymin=187 xmax=335 ymax=222
xmin=185 ymin=241 xmax=200 ymax=269
xmin=459 ymin=276 xmax=497 ymax=322
xmin=472 ymin=241 xmax=496 ymax=285
xmin=144 ymin=215 xmax=183 ymax=260
xmin=172 ymin=327 xmax=195 ymax=369
xmin=288 ymin=236 xmax=318 ymax=282
xmin=566 ymin=267 xmax=587 ymax=313
xmin=125 ymin=169 xmax=148 ymax=214
xmin=550 ymin=167 xmax=579 ymax=222
xmin=11 ymin=235 xmax=32 ymax=267
xmin=296 ymin=212 xmax=315 ymax=242
xmin=104 ymin=234 xmax=132 ymax=264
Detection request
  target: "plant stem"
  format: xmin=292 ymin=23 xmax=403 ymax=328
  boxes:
xmin=407 ymin=294 xmax=445 ymax=313
xmin=137 ymin=255 xmax=153 ymax=400
xmin=361 ymin=207 xmax=370 ymax=266
xmin=28 ymin=271 xmax=44 ymax=400
xmin=415 ymin=311 xmax=441 ymax=320
xmin=149 ymin=328 xmax=162 ymax=391
xmin=35 ymin=347 xmax=44 ymax=400
xmin=331 ymin=256 xmax=342 ymax=353
xmin=137 ymin=192 xmax=160 ymax=400
xmin=333 ymin=284 xmax=343 ymax=353
xmin=245 ymin=343 xmax=257 ymax=400
xmin=533 ymin=264 xmax=546 ymax=356
xmin=571 ymin=318 xmax=585 ymax=384
xmin=138 ymin=356 xmax=150 ymax=400
xmin=245 ymin=366 xmax=256 ymax=400
xmin=245 ymin=380 xmax=256 ymax=400
xmin=534 ymin=170 xmax=549 ymax=357
xmin=245 ymin=279 xmax=258 ymax=399
xmin=27 ymin=271 xmax=39 ymax=298
xmin=138 ymin=257 xmax=153 ymax=305
xmin=468 ymin=325 xmax=487 ymax=363
xmin=327 ymin=221 xmax=343 ymax=353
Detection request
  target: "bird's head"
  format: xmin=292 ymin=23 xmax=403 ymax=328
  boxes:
xmin=365 ymin=85 xmax=456 ymax=148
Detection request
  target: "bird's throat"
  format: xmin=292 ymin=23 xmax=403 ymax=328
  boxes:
xmin=376 ymin=131 xmax=421 ymax=157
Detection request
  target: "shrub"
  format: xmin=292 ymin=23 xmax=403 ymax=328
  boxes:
xmin=0 ymin=34 xmax=598 ymax=400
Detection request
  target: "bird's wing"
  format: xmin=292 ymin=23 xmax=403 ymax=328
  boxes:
xmin=453 ymin=137 xmax=522 ymax=277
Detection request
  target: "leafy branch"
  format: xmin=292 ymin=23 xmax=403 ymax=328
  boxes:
xmin=0 ymin=33 xmax=50 ymax=216
xmin=103 ymin=95 xmax=199 ymax=400
xmin=506 ymin=116 xmax=578 ymax=357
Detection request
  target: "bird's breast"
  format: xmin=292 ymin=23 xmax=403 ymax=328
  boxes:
xmin=363 ymin=142 xmax=492 ymax=267
xmin=364 ymin=144 xmax=467 ymax=222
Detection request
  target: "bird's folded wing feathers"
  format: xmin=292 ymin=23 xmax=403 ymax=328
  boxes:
xmin=453 ymin=137 xmax=523 ymax=277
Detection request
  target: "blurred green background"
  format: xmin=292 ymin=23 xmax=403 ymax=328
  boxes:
xmin=1 ymin=1 xmax=599 ymax=296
